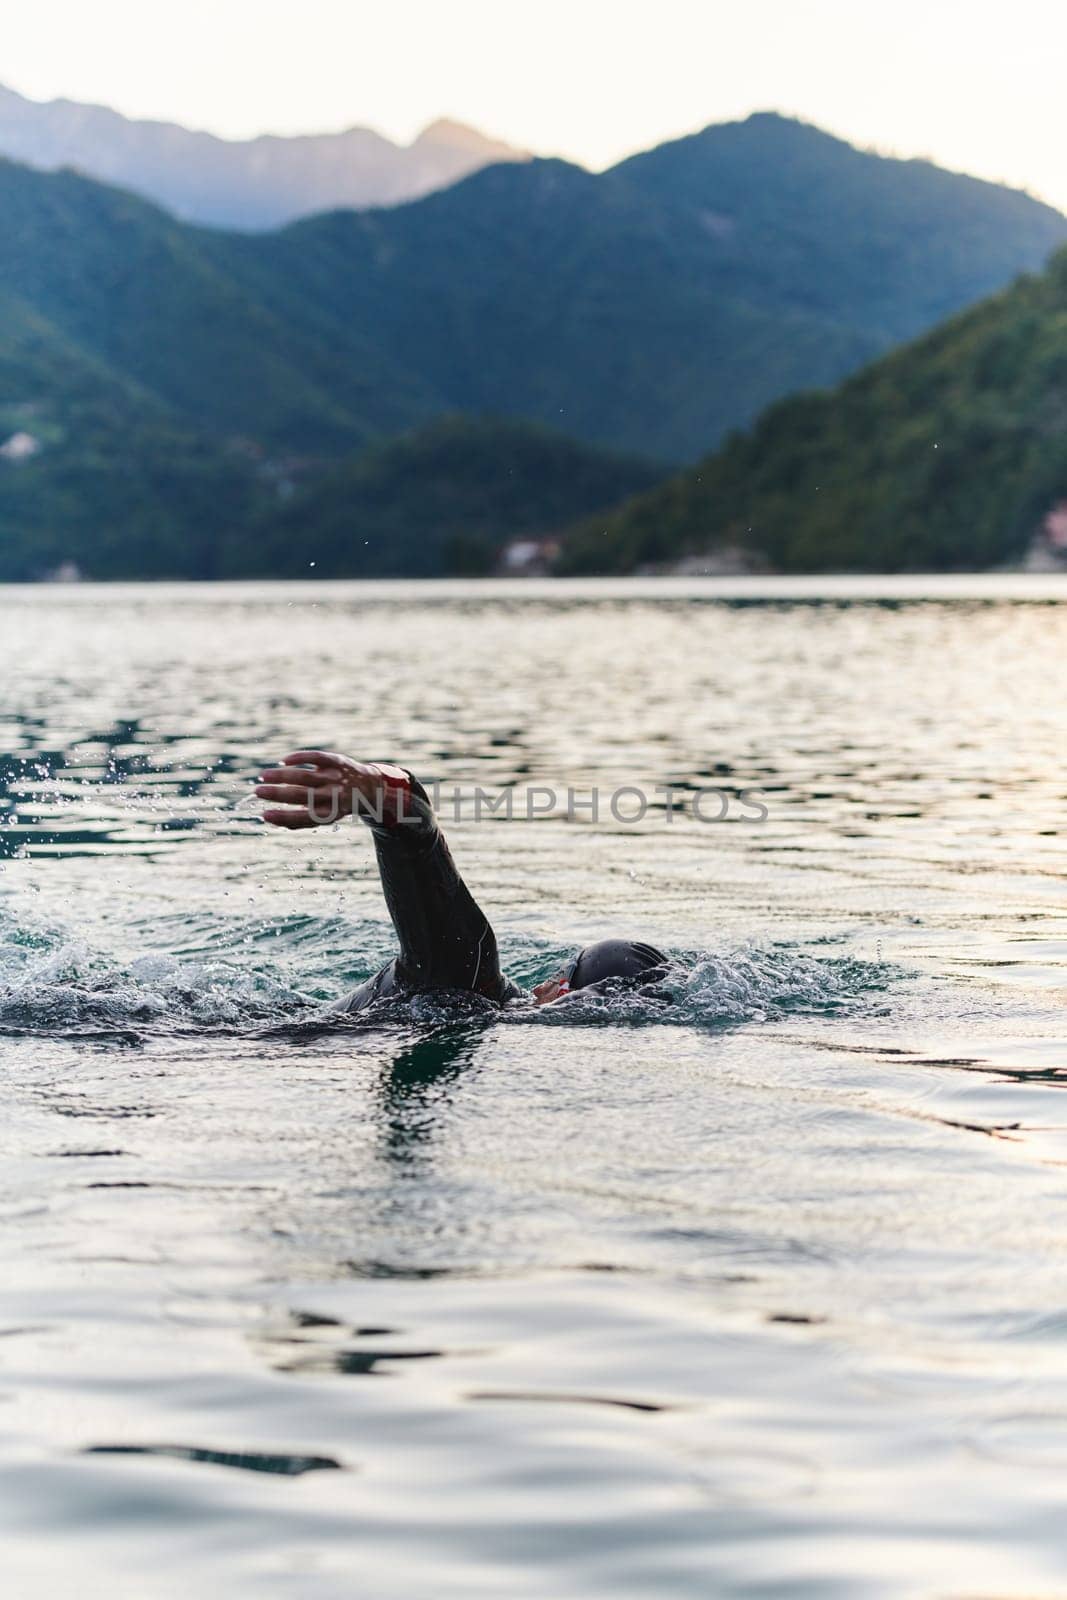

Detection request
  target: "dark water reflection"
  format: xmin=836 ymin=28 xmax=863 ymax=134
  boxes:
xmin=378 ymin=1028 xmax=482 ymax=1167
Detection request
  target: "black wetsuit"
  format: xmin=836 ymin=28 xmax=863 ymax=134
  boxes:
xmin=342 ymin=771 xmax=521 ymax=1012
xmin=340 ymin=767 xmax=667 ymax=1013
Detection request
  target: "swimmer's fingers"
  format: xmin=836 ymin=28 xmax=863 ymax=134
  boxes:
xmin=261 ymin=806 xmax=322 ymax=830
xmin=255 ymin=783 xmax=329 ymax=807
xmin=282 ymin=749 xmax=353 ymax=771
xmin=257 ymin=779 xmax=352 ymax=829
xmin=278 ymin=752 xmax=384 ymax=802
xmin=259 ymin=766 xmax=340 ymax=788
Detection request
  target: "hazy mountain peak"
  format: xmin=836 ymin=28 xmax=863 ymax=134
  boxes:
xmin=0 ymin=79 xmax=528 ymax=228
xmin=414 ymin=117 xmax=522 ymax=155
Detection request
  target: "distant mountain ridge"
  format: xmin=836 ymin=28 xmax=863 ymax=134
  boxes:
xmin=0 ymin=81 xmax=527 ymax=227
xmin=5 ymin=111 xmax=1061 ymax=465
xmin=3 ymin=110 xmax=1067 ymax=579
xmin=611 ymin=113 xmax=1062 ymax=341
xmin=179 ymin=116 xmax=1067 ymax=459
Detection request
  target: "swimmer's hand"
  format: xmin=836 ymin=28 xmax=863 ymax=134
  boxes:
xmin=255 ymin=750 xmax=390 ymax=830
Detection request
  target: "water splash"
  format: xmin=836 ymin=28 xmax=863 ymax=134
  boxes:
xmin=0 ymin=903 xmax=892 ymax=1039
xmin=512 ymin=943 xmax=892 ymax=1028
xmin=0 ymin=910 xmax=313 ymax=1035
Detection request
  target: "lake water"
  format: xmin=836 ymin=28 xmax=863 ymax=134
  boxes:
xmin=2 ymin=575 xmax=1066 ymax=1597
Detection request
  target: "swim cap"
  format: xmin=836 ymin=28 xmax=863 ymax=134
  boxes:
xmin=565 ymin=939 xmax=668 ymax=993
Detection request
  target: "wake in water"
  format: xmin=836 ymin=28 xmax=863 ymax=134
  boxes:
xmin=0 ymin=903 xmax=893 ymax=1039
xmin=0 ymin=933 xmax=309 ymax=1034
xmin=512 ymin=945 xmax=893 ymax=1028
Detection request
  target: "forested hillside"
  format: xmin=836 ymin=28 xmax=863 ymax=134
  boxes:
xmin=233 ymin=417 xmax=665 ymax=578
xmin=2 ymin=113 xmax=1066 ymax=578
xmin=558 ymin=249 xmax=1067 ymax=573
xmin=4 ymin=113 xmax=1065 ymax=461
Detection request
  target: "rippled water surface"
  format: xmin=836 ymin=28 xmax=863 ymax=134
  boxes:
xmin=2 ymin=576 xmax=1066 ymax=1597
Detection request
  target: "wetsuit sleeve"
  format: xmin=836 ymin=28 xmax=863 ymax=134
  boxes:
xmin=359 ymin=768 xmax=514 ymax=1002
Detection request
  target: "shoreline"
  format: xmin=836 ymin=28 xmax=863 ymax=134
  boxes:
xmin=3 ymin=572 xmax=1067 ymax=602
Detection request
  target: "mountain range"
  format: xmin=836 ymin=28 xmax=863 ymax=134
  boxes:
xmin=2 ymin=109 xmax=1066 ymax=578
xmin=0 ymin=81 xmax=526 ymax=227
xmin=4 ymin=113 xmax=1066 ymax=462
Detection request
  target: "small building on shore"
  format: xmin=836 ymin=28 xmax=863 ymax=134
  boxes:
xmin=499 ymin=537 xmax=561 ymax=576
xmin=1023 ymin=501 xmax=1067 ymax=570
xmin=0 ymin=430 xmax=43 ymax=462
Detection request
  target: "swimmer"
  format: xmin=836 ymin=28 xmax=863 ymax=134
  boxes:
xmin=256 ymin=751 xmax=666 ymax=1010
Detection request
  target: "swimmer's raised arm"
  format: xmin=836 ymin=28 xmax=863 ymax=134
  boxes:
xmin=255 ymin=752 xmax=666 ymax=1011
xmin=256 ymin=751 xmax=516 ymax=1006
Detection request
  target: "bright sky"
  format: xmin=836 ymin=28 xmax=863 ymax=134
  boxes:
xmin=4 ymin=0 xmax=1066 ymax=210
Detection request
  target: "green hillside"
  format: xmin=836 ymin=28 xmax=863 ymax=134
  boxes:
xmin=4 ymin=113 xmax=1066 ymax=469
xmin=216 ymin=120 xmax=1067 ymax=461
xmin=0 ymin=404 xmax=660 ymax=580
xmin=612 ymin=113 xmax=1060 ymax=342
xmin=216 ymin=157 xmax=877 ymax=463
xmin=0 ymin=283 xmax=263 ymax=580
xmin=228 ymin=417 xmax=666 ymax=578
xmin=3 ymin=116 xmax=1067 ymax=580
xmin=558 ymin=249 xmax=1067 ymax=574
xmin=0 ymin=157 xmax=428 ymax=454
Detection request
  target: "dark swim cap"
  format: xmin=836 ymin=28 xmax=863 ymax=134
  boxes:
xmin=565 ymin=939 xmax=668 ymax=993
